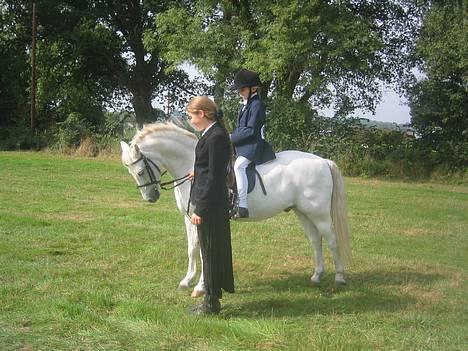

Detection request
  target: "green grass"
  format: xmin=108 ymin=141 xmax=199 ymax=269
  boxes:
xmin=0 ymin=151 xmax=467 ymax=350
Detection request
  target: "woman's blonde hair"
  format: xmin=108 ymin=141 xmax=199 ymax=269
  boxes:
xmin=187 ymin=96 xmax=217 ymax=120
xmin=187 ymin=96 xmax=235 ymax=187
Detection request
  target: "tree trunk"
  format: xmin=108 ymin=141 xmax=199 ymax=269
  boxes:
xmin=280 ymin=69 xmax=301 ymax=99
xmin=131 ymin=87 xmax=154 ymax=129
xmin=126 ymin=19 xmax=155 ymax=129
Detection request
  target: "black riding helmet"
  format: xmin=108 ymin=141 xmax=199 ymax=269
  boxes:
xmin=231 ymin=69 xmax=262 ymax=90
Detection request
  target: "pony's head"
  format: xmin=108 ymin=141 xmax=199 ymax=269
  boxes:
xmin=120 ymin=141 xmax=161 ymax=203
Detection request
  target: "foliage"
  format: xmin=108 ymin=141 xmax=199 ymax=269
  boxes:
xmin=267 ymin=96 xmax=317 ymax=151
xmin=408 ymin=0 xmax=468 ymax=169
xmin=34 ymin=14 xmax=122 ymax=130
xmin=155 ymin=0 xmax=422 ymax=113
xmin=0 ymin=126 xmax=47 ymax=150
xmin=0 ymin=0 xmax=465 ymax=175
xmin=151 ymin=0 xmax=463 ymax=176
xmin=1 ymin=0 xmax=200 ymax=130
xmin=84 ymin=0 xmax=207 ymax=126
xmin=0 ymin=0 xmax=31 ymax=129
xmin=0 ymin=152 xmax=467 ymax=350
xmin=49 ymin=110 xmax=145 ymax=155
xmin=266 ymin=103 xmax=459 ymax=180
xmin=53 ymin=112 xmax=93 ymax=150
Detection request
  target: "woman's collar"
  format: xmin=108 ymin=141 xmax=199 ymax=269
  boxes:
xmin=201 ymin=121 xmax=217 ymax=136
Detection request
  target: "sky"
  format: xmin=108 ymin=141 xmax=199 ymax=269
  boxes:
xmin=352 ymin=90 xmax=411 ymax=124
xmin=321 ymin=89 xmax=411 ymax=124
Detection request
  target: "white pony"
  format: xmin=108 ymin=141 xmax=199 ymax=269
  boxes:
xmin=120 ymin=122 xmax=352 ymax=297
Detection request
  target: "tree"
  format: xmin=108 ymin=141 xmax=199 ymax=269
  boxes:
xmin=408 ymin=0 xmax=467 ymax=167
xmin=34 ymin=4 xmax=124 ymax=130
xmin=6 ymin=0 xmax=198 ymax=130
xmin=155 ymin=0 xmax=422 ymax=114
xmin=152 ymin=0 xmax=424 ymax=152
xmin=90 ymin=0 xmax=182 ymax=127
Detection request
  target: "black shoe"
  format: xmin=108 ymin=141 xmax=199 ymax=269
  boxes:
xmin=187 ymin=299 xmax=221 ymax=316
xmin=236 ymin=207 xmax=249 ymax=219
xmin=188 ymin=301 xmax=221 ymax=316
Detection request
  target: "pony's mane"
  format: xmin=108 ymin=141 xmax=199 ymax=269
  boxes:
xmin=132 ymin=121 xmax=198 ymax=145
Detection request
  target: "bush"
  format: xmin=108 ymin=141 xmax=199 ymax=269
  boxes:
xmin=0 ymin=126 xmax=47 ymax=151
xmin=53 ymin=112 xmax=94 ymax=150
xmin=264 ymin=101 xmax=466 ymax=180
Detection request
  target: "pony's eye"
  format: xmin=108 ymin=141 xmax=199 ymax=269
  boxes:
xmin=137 ymin=169 xmax=144 ymax=176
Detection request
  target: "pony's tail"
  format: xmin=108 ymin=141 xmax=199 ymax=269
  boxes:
xmin=328 ymin=160 xmax=352 ymax=267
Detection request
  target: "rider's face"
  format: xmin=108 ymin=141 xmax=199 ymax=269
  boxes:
xmin=238 ymin=87 xmax=250 ymax=101
xmin=238 ymin=87 xmax=258 ymax=101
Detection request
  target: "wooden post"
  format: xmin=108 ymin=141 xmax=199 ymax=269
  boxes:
xmin=30 ymin=0 xmax=37 ymax=129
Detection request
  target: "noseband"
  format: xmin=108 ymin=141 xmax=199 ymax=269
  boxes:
xmin=126 ymin=153 xmax=191 ymax=190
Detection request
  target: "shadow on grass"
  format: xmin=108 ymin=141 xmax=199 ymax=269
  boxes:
xmin=226 ymin=269 xmax=444 ymax=318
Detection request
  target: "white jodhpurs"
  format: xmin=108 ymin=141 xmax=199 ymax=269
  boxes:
xmin=234 ymin=156 xmax=252 ymax=208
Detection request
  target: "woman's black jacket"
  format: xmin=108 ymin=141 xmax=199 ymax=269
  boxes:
xmin=191 ymin=123 xmax=230 ymax=218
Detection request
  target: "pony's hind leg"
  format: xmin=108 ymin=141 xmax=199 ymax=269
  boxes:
xmin=295 ymin=210 xmax=325 ymax=284
xmin=314 ymin=219 xmax=346 ymax=285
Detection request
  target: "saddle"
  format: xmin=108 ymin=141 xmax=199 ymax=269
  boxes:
xmin=228 ymin=162 xmax=267 ymax=218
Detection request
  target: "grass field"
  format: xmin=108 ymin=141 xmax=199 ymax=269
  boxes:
xmin=0 ymin=151 xmax=467 ymax=350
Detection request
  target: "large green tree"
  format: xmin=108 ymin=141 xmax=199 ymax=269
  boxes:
xmin=153 ymin=0 xmax=422 ymax=115
xmin=408 ymin=0 xmax=467 ymax=167
xmin=90 ymin=0 xmax=190 ymax=127
xmin=3 ymin=0 xmax=197 ymax=131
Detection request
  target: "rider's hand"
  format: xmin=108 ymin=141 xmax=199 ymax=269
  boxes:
xmin=190 ymin=213 xmax=202 ymax=225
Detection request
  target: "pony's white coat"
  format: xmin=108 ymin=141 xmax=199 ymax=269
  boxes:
xmin=121 ymin=122 xmax=352 ymax=295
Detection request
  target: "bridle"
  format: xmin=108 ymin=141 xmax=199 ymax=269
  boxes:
xmin=126 ymin=153 xmax=191 ymax=190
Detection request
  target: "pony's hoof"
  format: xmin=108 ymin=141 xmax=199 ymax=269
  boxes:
xmin=191 ymin=289 xmax=205 ymax=298
xmin=177 ymin=283 xmax=190 ymax=290
xmin=311 ymin=272 xmax=323 ymax=284
xmin=334 ymin=274 xmax=346 ymax=285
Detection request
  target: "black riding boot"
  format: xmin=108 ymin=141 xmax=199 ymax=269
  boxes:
xmin=236 ymin=207 xmax=249 ymax=219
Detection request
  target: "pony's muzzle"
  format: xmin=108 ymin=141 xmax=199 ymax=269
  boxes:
xmin=148 ymin=189 xmax=160 ymax=203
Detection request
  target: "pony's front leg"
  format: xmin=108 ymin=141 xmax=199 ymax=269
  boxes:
xmin=178 ymin=216 xmax=199 ymax=290
xmin=191 ymin=250 xmax=205 ymax=297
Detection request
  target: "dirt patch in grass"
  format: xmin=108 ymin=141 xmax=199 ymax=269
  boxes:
xmin=401 ymin=227 xmax=428 ymax=237
xmin=400 ymin=283 xmax=442 ymax=309
xmin=42 ymin=212 xmax=101 ymax=222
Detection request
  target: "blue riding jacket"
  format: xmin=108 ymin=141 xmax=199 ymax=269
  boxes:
xmin=230 ymin=95 xmax=276 ymax=164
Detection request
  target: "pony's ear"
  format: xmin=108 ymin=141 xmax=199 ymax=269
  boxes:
xmin=132 ymin=143 xmax=141 ymax=158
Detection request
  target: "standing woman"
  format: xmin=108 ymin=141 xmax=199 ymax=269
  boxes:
xmin=187 ymin=96 xmax=235 ymax=315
